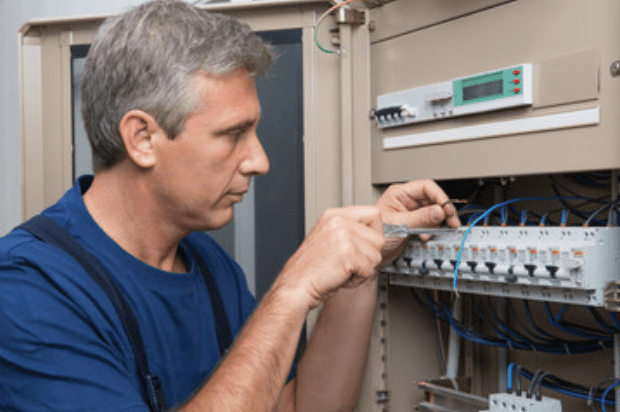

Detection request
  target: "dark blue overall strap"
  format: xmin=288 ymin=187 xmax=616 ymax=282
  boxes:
xmin=17 ymin=215 xmax=166 ymax=412
xmin=182 ymin=239 xmax=233 ymax=356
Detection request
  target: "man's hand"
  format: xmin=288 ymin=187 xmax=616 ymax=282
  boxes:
xmin=374 ymin=179 xmax=461 ymax=264
xmin=275 ymin=206 xmax=385 ymax=310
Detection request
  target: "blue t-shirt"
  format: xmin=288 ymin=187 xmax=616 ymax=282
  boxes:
xmin=0 ymin=176 xmax=257 ymax=411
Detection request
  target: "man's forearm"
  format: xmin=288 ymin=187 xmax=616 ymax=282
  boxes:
xmin=178 ymin=284 xmax=307 ymax=412
xmin=294 ymin=278 xmax=378 ymax=412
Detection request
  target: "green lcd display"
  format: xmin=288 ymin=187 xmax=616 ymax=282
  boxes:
xmin=453 ymin=66 xmax=523 ymax=107
xmin=463 ymin=79 xmax=503 ymax=101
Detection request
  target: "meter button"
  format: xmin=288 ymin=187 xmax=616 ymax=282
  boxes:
xmin=513 ymin=79 xmax=521 ymax=84
xmin=513 ymin=87 xmax=521 ymax=93
xmin=513 ymin=69 xmax=521 ymax=75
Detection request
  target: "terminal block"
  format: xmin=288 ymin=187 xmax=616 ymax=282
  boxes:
xmin=481 ymin=392 xmax=562 ymax=412
xmin=384 ymin=226 xmax=620 ymax=307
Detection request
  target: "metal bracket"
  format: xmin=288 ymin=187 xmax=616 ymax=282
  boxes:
xmin=362 ymin=0 xmax=397 ymax=8
xmin=337 ymin=8 xmax=365 ymax=25
xmin=605 ymin=282 xmax=620 ymax=311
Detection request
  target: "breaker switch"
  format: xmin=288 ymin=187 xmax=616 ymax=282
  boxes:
xmin=524 ymin=264 xmax=537 ymax=277
xmin=505 ymin=266 xmax=517 ymax=283
xmin=433 ymin=259 xmax=444 ymax=270
xmin=485 ymin=262 xmax=497 ymax=275
xmin=403 ymin=257 xmax=412 ymax=267
xmin=546 ymin=265 xmax=559 ymax=278
xmin=450 ymin=260 xmax=457 ymax=269
xmin=419 ymin=261 xmax=430 ymax=276
xmin=467 ymin=261 xmax=478 ymax=273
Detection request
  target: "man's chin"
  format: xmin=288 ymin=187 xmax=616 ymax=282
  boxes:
xmin=202 ymin=210 xmax=234 ymax=232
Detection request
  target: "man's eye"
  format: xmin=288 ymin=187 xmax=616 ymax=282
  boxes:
xmin=228 ymin=130 xmax=245 ymax=140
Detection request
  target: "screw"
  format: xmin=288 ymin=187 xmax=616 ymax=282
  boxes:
xmin=369 ymin=20 xmax=376 ymax=32
xmin=611 ymin=61 xmax=620 ymax=77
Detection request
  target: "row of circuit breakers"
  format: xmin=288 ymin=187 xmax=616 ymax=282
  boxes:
xmin=383 ymin=226 xmax=620 ymax=308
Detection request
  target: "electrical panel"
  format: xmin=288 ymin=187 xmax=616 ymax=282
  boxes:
xmin=482 ymin=393 xmax=562 ymax=412
xmin=384 ymin=226 xmax=620 ymax=308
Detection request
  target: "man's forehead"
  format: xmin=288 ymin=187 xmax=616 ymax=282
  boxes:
xmin=191 ymin=68 xmax=256 ymax=107
xmin=184 ymin=69 xmax=260 ymax=127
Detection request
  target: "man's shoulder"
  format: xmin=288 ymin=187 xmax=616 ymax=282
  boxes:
xmin=0 ymin=225 xmax=54 ymax=264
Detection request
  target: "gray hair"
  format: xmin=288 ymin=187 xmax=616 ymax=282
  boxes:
xmin=81 ymin=0 xmax=275 ymax=171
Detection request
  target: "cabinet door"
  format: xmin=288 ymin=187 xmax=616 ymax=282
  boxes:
xmin=369 ymin=0 xmax=619 ymax=183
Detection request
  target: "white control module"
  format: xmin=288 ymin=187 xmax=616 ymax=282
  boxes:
xmin=373 ymin=64 xmax=532 ymax=129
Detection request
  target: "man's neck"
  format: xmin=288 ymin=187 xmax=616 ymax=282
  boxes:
xmin=82 ymin=166 xmax=187 ymax=273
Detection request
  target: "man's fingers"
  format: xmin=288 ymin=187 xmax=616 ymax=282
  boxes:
xmin=325 ymin=205 xmax=384 ymax=234
xmin=385 ymin=205 xmax=446 ymax=229
xmin=395 ymin=179 xmax=451 ymax=210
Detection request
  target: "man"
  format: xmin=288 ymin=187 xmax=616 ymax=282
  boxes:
xmin=0 ymin=1 xmax=460 ymax=411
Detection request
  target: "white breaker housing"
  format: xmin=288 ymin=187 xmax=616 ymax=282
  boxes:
xmin=384 ymin=226 xmax=620 ymax=307
xmin=481 ymin=392 xmax=562 ymax=412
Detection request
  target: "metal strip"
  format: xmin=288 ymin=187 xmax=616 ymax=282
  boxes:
xmin=383 ymin=107 xmax=600 ymax=150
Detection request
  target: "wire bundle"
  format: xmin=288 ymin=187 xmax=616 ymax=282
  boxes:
xmin=507 ymin=364 xmax=620 ymax=412
xmin=411 ymin=290 xmax=617 ymax=355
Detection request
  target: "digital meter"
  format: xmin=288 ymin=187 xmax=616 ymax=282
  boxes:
xmin=373 ymin=64 xmax=533 ymax=129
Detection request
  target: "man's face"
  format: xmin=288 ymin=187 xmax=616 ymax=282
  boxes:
xmin=152 ymin=68 xmax=269 ymax=231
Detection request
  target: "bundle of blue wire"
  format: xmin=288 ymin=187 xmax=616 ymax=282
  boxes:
xmin=506 ymin=364 xmax=619 ymax=411
xmin=410 ymin=289 xmax=617 ymax=354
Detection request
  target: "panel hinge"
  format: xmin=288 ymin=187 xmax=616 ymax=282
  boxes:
xmin=336 ymin=8 xmax=365 ymax=25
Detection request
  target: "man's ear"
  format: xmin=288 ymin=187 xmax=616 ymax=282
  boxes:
xmin=119 ymin=109 xmax=164 ymax=169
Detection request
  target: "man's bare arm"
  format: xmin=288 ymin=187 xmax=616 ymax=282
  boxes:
xmin=177 ymin=206 xmax=385 ymax=412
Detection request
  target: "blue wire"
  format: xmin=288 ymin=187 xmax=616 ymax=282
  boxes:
xmin=434 ymin=294 xmax=609 ymax=353
xmin=520 ymin=209 xmax=528 ymax=226
xmin=467 ymin=212 xmax=484 ymax=225
xmin=601 ymin=381 xmax=620 ymax=412
xmin=506 ymin=300 xmax=557 ymax=344
xmin=572 ymin=173 xmax=609 ymax=188
xmin=507 ymin=363 xmax=516 ymax=392
xmin=459 ymin=204 xmax=487 ymax=212
xmin=522 ymin=300 xmax=561 ymax=342
xmin=434 ymin=317 xmax=447 ymax=374
xmin=611 ymin=313 xmax=620 ymax=331
xmin=561 ymin=209 xmax=570 ymax=226
xmin=588 ymin=307 xmax=615 ymax=334
xmin=412 ymin=290 xmax=613 ymax=355
xmin=516 ymin=367 xmax=616 ymax=406
xmin=554 ymin=305 xmax=567 ymax=323
xmin=543 ymin=302 xmax=612 ymax=341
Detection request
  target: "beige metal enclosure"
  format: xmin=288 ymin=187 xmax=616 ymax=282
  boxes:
xmin=370 ymin=0 xmax=620 ymax=183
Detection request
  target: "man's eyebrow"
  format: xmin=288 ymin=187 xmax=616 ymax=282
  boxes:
xmin=214 ymin=119 xmax=257 ymax=135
